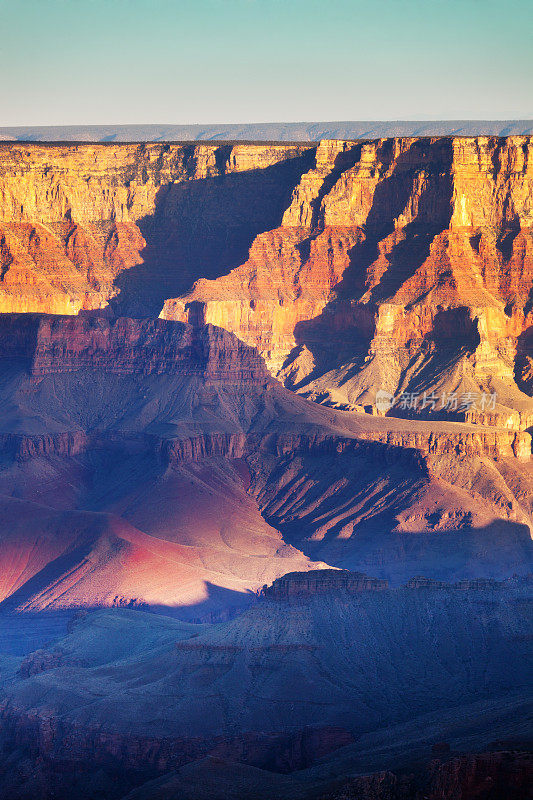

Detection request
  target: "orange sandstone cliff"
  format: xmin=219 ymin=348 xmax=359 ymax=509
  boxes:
xmin=162 ymin=137 xmax=533 ymax=428
xmin=0 ymin=138 xmax=532 ymax=430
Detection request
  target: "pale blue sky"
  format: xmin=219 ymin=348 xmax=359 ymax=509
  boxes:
xmin=0 ymin=0 xmax=531 ymax=125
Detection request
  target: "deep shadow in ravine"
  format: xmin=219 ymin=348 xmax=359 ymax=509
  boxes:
xmin=111 ymin=150 xmax=316 ymax=317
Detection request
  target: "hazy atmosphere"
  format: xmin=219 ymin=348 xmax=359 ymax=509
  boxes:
xmin=1 ymin=0 xmax=531 ymax=125
xmin=0 ymin=3 xmax=532 ymax=799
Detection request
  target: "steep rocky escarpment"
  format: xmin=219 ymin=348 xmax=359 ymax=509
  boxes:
xmin=316 ymin=751 xmax=533 ymax=800
xmin=161 ymin=137 xmax=533 ymax=429
xmin=0 ymin=313 xmax=269 ymax=381
xmin=1 ymin=138 xmax=531 ymax=429
xmin=262 ymin=569 xmax=389 ymax=598
xmin=263 ymin=570 xmax=516 ymax=599
xmin=248 ymin=439 xmax=533 ymax=583
xmin=0 ymin=141 xmax=531 ymax=800
xmin=0 ymin=315 xmax=330 ymax=613
xmin=0 ymin=142 xmax=313 ymax=316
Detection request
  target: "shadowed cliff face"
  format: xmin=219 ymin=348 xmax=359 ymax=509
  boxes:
xmin=0 ymin=579 xmax=531 ymax=799
xmin=113 ymin=152 xmax=316 ymax=316
xmin=0 ymin=314 xmax=530 ymax=616
xmin=0 ymin=138 xmax=531 ymax=428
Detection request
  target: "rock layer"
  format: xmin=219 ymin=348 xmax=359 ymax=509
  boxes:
xmin=262 ymin=569 xmax=389 ymax=598
xmin=161 ymin=137 xmax=533 ymax=427
xmin=1 ymin=138 xmax=532 ymax=428
xmin=0 ymin=142 xmax=312 ymax=315
xmin=0 ymin=313 xmax=269 ymax=381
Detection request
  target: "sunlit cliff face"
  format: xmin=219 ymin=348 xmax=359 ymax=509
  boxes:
xmin=0 ymin=138 xmax=530 ymax=617
xmin=1 ymin=137 xmax=531 ymax=431
xmin=162 ymin=137 xmax=533 ymax=428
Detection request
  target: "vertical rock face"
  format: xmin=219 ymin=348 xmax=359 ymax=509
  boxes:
xmin=161 ymin=136 xmax=533 ymax=427
xmin=0 ymin=314 xmax=270 ymax=382
xmin=318 ymin=752 xmax=533 ymax=800
xmin=0 ymin=142 xmax=312 ymax=315
xmin=262 ymin=569 xmax=389 ymax=598
xmin=425 ymin=751 xmax=533 ymax=800
xmin=1 ymin=138 xmax=532 ymax=428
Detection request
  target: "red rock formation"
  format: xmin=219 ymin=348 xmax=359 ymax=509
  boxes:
xmin=1 ymin=139 xmax=531 ymax=428
xmin=30 ymin=316 xmax=268 ymax=381
xmin=0 ymin=311 xmax=528 ymax=612
xmin=318 ymin=752 xmax=533 ymax=800
xmin=426 ymin=751 xmax=533 ymax=800
xmin=0 ymin=707 xmax=353 ymax=775
xmin=160 ymin=137 xmax=533 ymax=429
xmin=263 ymin=570 xmax=511 ymax=598
xmin=0 ymin=142 xmax=312 ymax=315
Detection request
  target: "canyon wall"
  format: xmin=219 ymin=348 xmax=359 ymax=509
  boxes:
xmin=163 ymin=136 xmax=533 ymax=427
xmin=1 ymin=138 xmax=532 ymax=427
xmin=0 ymin=313 xmax=529 ymax=612
xmin=262 ymin=569 xmax=389 ymax=598
xmin=0 ymin=142 xmax=311 ymax=316
xmin=0 ymin=144 xmax=531 ymax=611
xmin=0 ymin=140 xmax=531 ymax=800
xmin=0 ymin=314 xmax=269 ymax=381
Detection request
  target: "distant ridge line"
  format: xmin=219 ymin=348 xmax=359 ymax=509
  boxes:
xmin=1 ymin=120 xmax=532 ymax=143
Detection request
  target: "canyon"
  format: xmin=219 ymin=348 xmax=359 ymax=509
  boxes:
xmin=0 ymin=138 xmax=531 ymax=799
xmin=1 ymin=137 xmax=532 ymax=430
xmin=0 ymin=575 xmax=531 ymax=799
xmin=0 ymin=313 xmax=530 ymax=614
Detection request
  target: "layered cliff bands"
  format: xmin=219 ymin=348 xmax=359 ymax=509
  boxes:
xmin=0 ymin=313 xmax=528 ymax=465
xmin=0 ymin=142 xmax=312 ymax=315
xmin=318 ymin=752 xmax=533 ymax=800
xmin=0 ymin=138 xmax=531 ymax=428
xmin=0 ymin=313 xmax=269 ymax=381
xmin=0 ymin=141 xmax=531 ymax=605
xmin=262 ymin=569 xmax=517 ymax=599
xmin=262 ymin=569 xmax=389 ymax=598
xmin=165 ymin=136 xmax=533 ymax=427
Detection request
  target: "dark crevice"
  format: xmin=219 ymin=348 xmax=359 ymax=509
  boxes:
xmin=290 ymin=139 xmax=455 ymax=373
xmin=496 ymin=215 xmax=521 ymax=263
xmin=111 ymin=150 xmax=316 ymax=317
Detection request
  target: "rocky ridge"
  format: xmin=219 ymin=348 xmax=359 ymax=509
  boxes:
xmin=0 ymin=138 xmax=531 ymax=429
xmin=163 ymin=137 xmax=533 ymax=430
xmin=0 ymin=313 xmax=269 ymax=380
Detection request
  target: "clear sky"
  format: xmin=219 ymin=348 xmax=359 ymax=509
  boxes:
xmin=0 ymin=0 xmax=531 ymax=125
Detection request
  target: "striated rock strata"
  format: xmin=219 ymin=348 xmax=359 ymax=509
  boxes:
xmin=160 ymin=137 xmax=533 ymax=429
xmin=0 ymin=142 xmax=312 ymax=315
xmin=262 ymin=569 xmax=389 ymax=598
xmin=1 ymin=138 xmax=532 ymax=428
